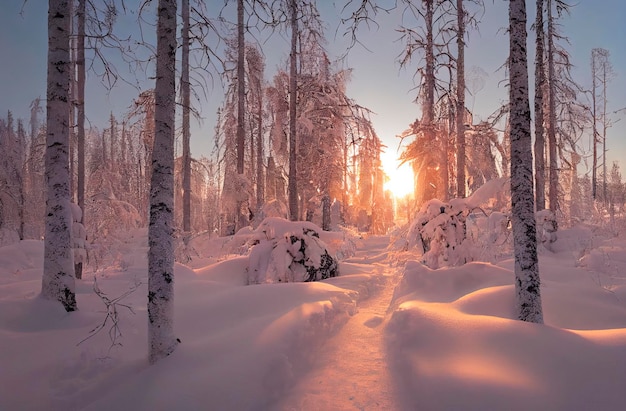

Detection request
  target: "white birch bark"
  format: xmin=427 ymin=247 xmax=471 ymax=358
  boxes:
xmin=509 ymin=0 xmax=544 ymax=324
xmin=148 ymin=0 xmax=179 ymax=364
xmin=42 ymin=0 xmax=77 ymax=312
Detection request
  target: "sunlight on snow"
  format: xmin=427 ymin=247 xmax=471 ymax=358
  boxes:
xmin=413 ymin=354 xmax=540 ymax=391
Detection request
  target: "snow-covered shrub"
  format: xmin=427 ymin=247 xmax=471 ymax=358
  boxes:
xmin=407 ymin=178 xmax=513 ymax=268
xmin=247 ymin=218 xmax=339 ymax=284
xmin=536 ymin=209 xmax=558 ymax=250
xmin=407 ymin=199 xmax=471 ymax=269
xmin=86 ymin=198 xmax=143 ymax=272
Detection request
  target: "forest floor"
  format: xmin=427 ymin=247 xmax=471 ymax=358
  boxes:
xmin=275 ymin=235 xmax=402 ymax=410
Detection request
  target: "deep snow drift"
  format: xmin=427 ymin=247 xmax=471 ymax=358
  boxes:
xmin=1 ymin=218 xmax=626 ymax=410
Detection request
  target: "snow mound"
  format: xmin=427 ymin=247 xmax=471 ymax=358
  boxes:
xmin=387 ymin=223 xmax=626 ymax=409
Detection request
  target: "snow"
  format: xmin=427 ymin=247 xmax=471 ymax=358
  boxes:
xmin=2 ymin=218 xmax=626 ymax=409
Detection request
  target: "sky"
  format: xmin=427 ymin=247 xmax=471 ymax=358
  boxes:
xmin=1 ymin=0 xmax=625 ymax=181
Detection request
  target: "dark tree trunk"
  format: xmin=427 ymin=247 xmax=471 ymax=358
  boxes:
xmin=546 ymin=0 xmax=558 ymax=213
xmin=182 ymin=0 xmax=191 ymax=233
xmin=77 ymin=0 xmax=85 ymax=263
xmin=456 ymin=0 xmax=466 ymax=198
xmin=534 ymin=0 xmax=546 ymax=210
xmin=288 ymin=0 xmax=299 ymax=221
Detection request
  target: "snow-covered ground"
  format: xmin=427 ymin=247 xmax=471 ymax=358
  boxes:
xmin=1 ymin=220 xmax=626 ymax=410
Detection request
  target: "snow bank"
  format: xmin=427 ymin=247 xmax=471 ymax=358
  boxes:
xmin=0 ymin=224 xmax=381 ymax=410
xmin=387 ymin=223 xmax=626 ymax=410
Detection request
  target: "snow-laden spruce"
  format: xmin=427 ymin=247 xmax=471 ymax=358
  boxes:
xmin=247 ymin=218 xmax=338 ymax=284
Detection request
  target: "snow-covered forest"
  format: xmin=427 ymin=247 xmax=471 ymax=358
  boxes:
xmin=1 ymin=0 xmax=626 ymax=409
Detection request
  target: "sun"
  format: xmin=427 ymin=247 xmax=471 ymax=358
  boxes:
xmin=381 ymin=152 xmax=414 ymax=199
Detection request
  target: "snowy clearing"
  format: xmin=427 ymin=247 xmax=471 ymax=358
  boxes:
xmin=1 ymin=222 xmax=626 ymax=410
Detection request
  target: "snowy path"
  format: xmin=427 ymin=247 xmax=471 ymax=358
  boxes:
xmin=275 ymin=235 xmax=401 ymax=410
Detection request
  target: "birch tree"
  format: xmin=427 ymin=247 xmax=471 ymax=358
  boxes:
xmin=42 ymin=0 xmax=77 ymax=312
xmin=508 ymin=0 xmax=543 ymax=323
xmin=148 ymin=0 xmax=179 ymax=363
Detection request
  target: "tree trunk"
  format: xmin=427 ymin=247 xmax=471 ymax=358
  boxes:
xmin=546 ymin=0 xmax=558 ymax=213
xmin=256 ymin=80 xmax=264 ymax=211
xmin=422 ymin=0 xmax=444 ymax=202
xmin=508 ymin=0 xmax=543 ymax=324
xmin=288 ymin=0 xmax=299 ymax=221
xmin=322 ymin=194 xmax=331 ymax=231
xmin=456 ymin=0 xmax=466 ymax=198
xmin=69 ymin=0 xmax=75 ymax=202
xmin=602 ymin=64 xmax=607 ymax=204
xmin=76 ymin=0 xmax=85 ymax=279
xmin=42 ymin=0 xmax=77 ymax=312
xmin=182 ymin=0 xmax=191 ymax=233
xmin=109 ymin=113 xmax=115 ymax=167
xmin=235 ymin=0 xmax=246 ymax=229
xmin=534 ymin=0 xmax=546 ymax=210
xmin=591 ymin=50 xmax=597 ymax=200
xmin=149 ymin=0 xmax=179 ymax=364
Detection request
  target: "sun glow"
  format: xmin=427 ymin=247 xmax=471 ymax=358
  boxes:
xmin=382 ymin=152 xmax=414 ymax=199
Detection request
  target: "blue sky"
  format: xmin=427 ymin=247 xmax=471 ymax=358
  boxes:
xmin=1 ymin=0 xmax=624 ymax=174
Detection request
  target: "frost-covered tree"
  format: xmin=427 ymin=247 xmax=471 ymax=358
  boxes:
xmin=465 ymin=122 xmax=500 ymax=193
xmin=590 ymin=48 xmax=613 ymax=203
xmin=42 ymin=0 xmax=77 ymax=312
xmin=508 ymin=0 xmax=543 ymax=323
xmin=0 ymin=112 xmax=27 ymax=241
xmin=246 ymin=45 xmax=266 ymax=214
xmin=288 ymin=0 xmax=298 ymax=220
xmin=76 ymin=0 xmax=86 ymax=264
xmin=534 ymin=0 xmax=546 ymax=211
xmin=181 ymin=0 xmax=191 ymax=233
xmin=218 ymin=38 xmax=265 ymax=234
xmin=26 ymin=98 xmax=46 ymax=239
xmin=455 ymin=0 xmax=466 ymax=199
xmin=545 ymin=0 xmax=558 ymax=213
xmin=398 ymin=0 xmax=456 ymax=204
xmin=148 ymin=0 xmax=179 ymax=364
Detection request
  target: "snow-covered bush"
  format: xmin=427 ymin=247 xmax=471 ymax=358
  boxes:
xmin=536 ymin=209 xmax=558 ymax=250
xmin=407 ymin=199 xmax=471 ymax=269
xmin=247 ymin=218 xmax=339 ymax=284
xmin=407 ymin=178 xmax=513 ymax=268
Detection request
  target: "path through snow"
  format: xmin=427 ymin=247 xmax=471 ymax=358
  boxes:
xmin=275 ymin=235 xmax=402 ymax=410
